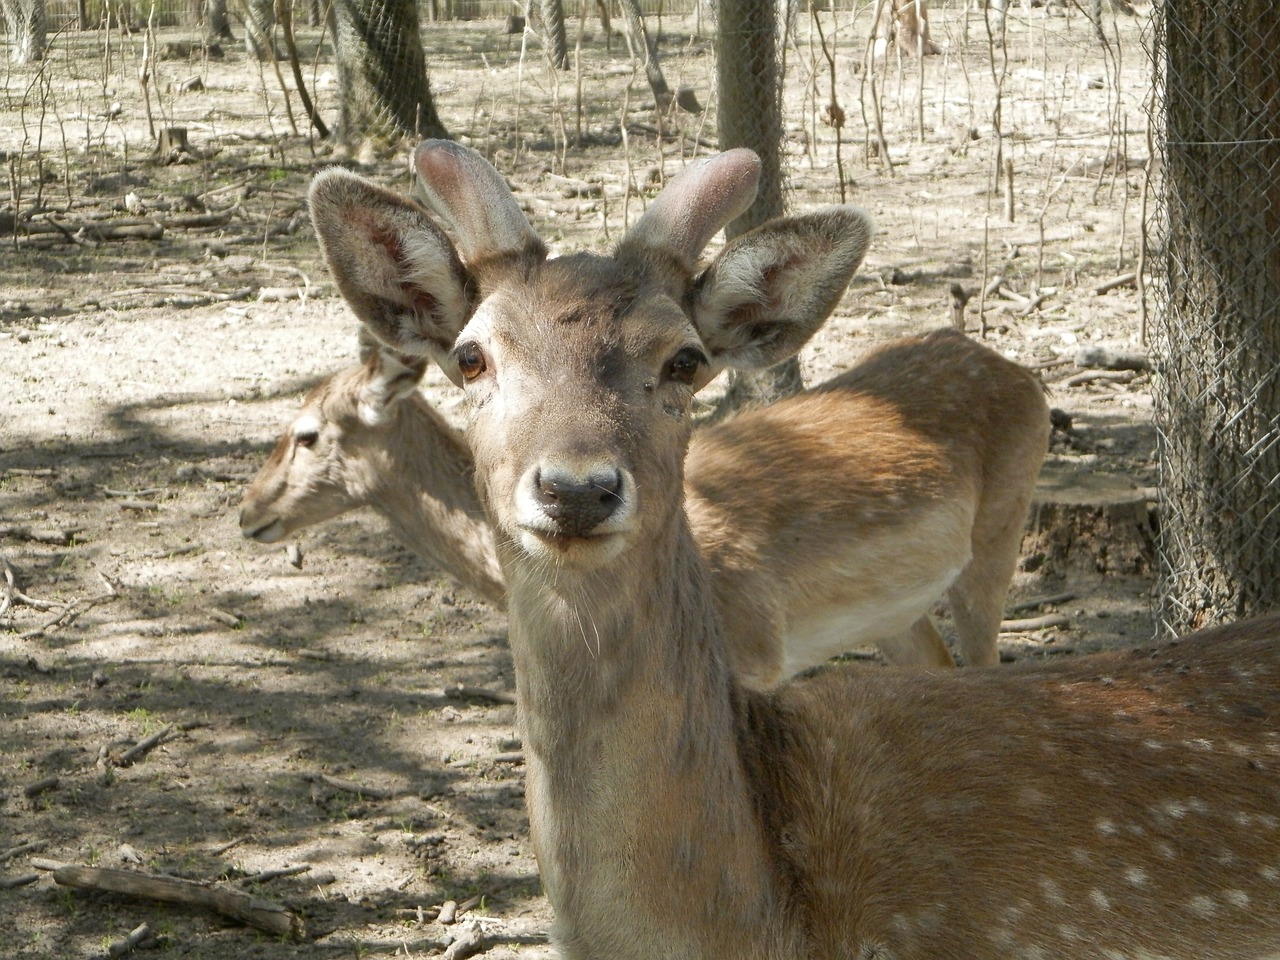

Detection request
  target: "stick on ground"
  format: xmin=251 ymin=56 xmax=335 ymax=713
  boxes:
xmin=46 ymin=864 xmax=307 ymax=939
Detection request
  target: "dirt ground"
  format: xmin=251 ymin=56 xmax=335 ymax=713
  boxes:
xmin=2 ymin=5 xmax=1156 ymax=957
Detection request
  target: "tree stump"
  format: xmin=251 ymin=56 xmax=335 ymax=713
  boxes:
xmin=155 ymin=127 xmax=189 ymax=164
xmin=1021 ymin=466 xmax=1157 ymax=578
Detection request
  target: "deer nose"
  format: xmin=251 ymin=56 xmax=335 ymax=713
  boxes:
xmin=534 ymin=468 xmax=623 ymax=536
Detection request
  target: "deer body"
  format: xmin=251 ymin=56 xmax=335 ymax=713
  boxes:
xmin=242 ymin=329 xmax=1047 ymax=679
xmin=306 ymin=143 xmax=1280 ymax=959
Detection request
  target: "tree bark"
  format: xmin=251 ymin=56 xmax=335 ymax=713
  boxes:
xmin=332 ymin=0 xmax=448 ymax=152
xmin=713 ymin=0 xmax=797 ymax=413
xmin=241 ymin=0 xmax=277 ymax=60
xmin=203 ymin=0 xmax=235 ymax=41
xmin=1 ymin=0 xmax=46 ymax=63
xmin=540 ymin=0 xmax=568 ymax=69
xmin=1153 ymin=0 xmax=1280 ymax=634
xmin=617 ymin=0 xmax=670 ymax=105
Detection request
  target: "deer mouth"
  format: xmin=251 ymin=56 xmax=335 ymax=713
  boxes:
xmin=242 ymin=517 xmax=286 ymax=543
xmin=516 ymin=525 xmax=628 ymax=567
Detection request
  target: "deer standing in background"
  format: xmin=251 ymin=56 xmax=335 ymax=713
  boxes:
xmin=240 ymin=330 xmax=1048 ymax=680
xmin=300 ymin=140 xmax=1280 ymax=960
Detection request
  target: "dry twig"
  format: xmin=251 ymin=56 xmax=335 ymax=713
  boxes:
xmin=40 ymin=864 xmax=307 ymax=939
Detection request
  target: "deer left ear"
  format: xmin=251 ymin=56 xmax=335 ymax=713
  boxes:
xmin=689 ymin=207 xmax=874 ymax=371
xmin=357 ymin=347 xmax=429 ymax=427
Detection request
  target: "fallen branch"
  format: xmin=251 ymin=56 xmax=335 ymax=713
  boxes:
xmin=307 ymin=773 xmax=394 ymax=800
xmin=1061 ymin=369 xmax=1138 ymax=388
xmin=1093 ymin=272 xmax=1137 ymax=295
xmin=23 ymin=776 xmax=60 ymax=797
xmin=42 ymin=864 xmax=307 ymax=939
xmin=0 ymin=872 xmax=39 ymax=889
xmin=19 ymin=589 xmax=120 ymax=640
xmin=237 ymin=864 xmax=311 ymax=885
xmin=1073 ymin=345 xmax=1152 ymax=372
xmin=1006 ymin=591 xmax=1076 ymax=615
xmin=0 ymin=524 xmax=81 ymax=545
xmin=0 ymin=839 xmax=49 ymax=863
xmin=442 ymin=922 xmax=486 ymax=960
xmin=106 ymin=922 xmax=155 ymax=958
xmin=2 ymin=558 xmax=68 ymax=619
xmin=117 ymin=723 xmax=178 ymax=766
xmin=999 ymin=613 xmax=1070 ymax=633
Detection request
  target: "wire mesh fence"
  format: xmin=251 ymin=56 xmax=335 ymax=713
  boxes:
xmin=1146 ymin=0 xmax=1280 ymax=636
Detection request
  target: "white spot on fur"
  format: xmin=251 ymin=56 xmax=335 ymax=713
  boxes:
xmin=1089 ymin=888 xmax=1111 ymax=910
xmin=1124 ymin=867 xmax=1148 ymax=886
xmin=1096 ymin=819 xmax=1118 ymax=836
xmin=1187 ymin=894 xmax=1217 ymax=917
xmin=1224 ymin=889 xmax=1251 ymax=908
xmin=1040 ymin=877 xmax=1065 ymax=906
xmin=1159 ymin=800 xmax=1188 ymax=819
xmin=1259 ymin=866 xmax=1280 ymax=882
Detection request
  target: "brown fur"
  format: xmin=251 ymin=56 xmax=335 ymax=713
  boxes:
xmin=306 ymin=143 xmax=1280 ymax=959
xmin=238 ymin=353 xmax=505 ymax=607
xmin=242 ymin=328 xmax=1048 ymax=681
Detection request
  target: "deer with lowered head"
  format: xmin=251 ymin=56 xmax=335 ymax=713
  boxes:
xmin=239 ymin=324 xmax=1049 ymax=681
xmin=308 ymin=142 xmax=1280 ymax=959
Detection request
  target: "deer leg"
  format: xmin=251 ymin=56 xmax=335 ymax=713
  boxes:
xmin=877 ymin=616 xmax=956 ymax=668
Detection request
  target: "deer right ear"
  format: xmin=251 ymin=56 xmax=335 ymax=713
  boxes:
xmin=309 ymin=168 xmax=472 ymax=383
xmin=689 ymin=206 xmax=874 ymax=372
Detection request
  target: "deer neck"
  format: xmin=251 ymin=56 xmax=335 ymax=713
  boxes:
xmin=364 ymin=398 xmax=506 ymax=608
xmin=503 ymin=520 xmax=796 ymax=960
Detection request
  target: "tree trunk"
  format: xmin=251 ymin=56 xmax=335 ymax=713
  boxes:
xmin=1 ymin=0 xmax=46 ymax=63
xmin=713 ymin=0 xmax=796 ymax=413
xmin=540 ymin=0 xmax=568 ymax=69
xmin=1153 ymin=0 xmax=1280 ymax=635
xmin=242 ymin=0 xmax=277 ymax=60
xmin=617 ymin=0 xmax=670 ymax=105
xmin=203 ymin=0 xmax=234 ymax=41
xmin=332 ymin=0 xmax=448 ymax=153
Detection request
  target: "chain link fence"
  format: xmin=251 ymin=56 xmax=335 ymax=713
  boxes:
xmin=1147 ymin=0 xmax=1280 ymax=636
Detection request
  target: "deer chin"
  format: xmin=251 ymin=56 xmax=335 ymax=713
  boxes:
xmin=243 ymin=516 xmax=287 ymax=543
xmin=515 ymin=526 xmax=630 ymax=570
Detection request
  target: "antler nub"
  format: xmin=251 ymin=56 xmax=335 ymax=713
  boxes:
xmin=412 ymin=140 xmax=545 ymax=266
xmin=622 ymin=149 xmax=762 ymax=268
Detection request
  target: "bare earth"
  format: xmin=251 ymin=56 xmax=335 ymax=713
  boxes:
xmin=1 ymin=6 xmax=1155 ymax=957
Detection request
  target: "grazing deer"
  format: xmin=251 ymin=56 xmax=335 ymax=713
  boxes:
xmin=305 ymin=140 xmax=1280 ymax=960
xmin=241 ymin=327 xmax=1048 ymax=680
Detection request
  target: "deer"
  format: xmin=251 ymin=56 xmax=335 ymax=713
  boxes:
xmin=240 ymin=322 xmax=1049 ymax=682
xmin=304 ymin=140 xmax=1280 ymax=960
xmin=238 ymin=342 xmax=507 ymax=609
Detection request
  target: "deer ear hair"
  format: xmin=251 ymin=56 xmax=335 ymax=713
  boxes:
xmin=356 ymin=346 xmax=429 ymax=427
xmin=309 ymin=168 xmax=472 ymax=370
xmin=690 ymin=206 xmax=874 ymax=371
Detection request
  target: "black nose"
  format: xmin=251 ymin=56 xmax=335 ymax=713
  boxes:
xmin=534 ymin=469 xmax=622 ymax=536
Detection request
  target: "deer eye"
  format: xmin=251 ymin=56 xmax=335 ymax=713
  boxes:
xmin=454 ymin=341 xmax=488 ymax=382
xmin=294 ymin=428 xmax=320 ymax=448
xmin=664 ymin=347 xmax=707 ymax=386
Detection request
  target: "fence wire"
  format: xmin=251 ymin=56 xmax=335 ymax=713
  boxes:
xmin=1147 ymin=0 xmax=1280 ymax=636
